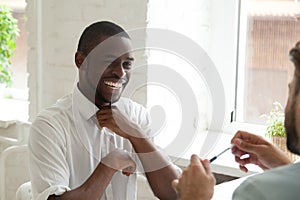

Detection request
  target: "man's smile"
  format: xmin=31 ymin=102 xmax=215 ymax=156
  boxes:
xmin=104 ymin=80 xmax=123 ymax=89
xmin=103 ymin=79 xmax=128 ymax=91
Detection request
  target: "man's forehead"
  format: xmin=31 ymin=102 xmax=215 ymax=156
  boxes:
xmin=101 ymin=53 xmax=134 ymax=61
xmin=90 ymin=36 xmax=133 ymax=57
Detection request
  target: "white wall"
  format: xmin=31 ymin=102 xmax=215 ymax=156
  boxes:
xmin=26 ymin=0 xmax=149 ymax=121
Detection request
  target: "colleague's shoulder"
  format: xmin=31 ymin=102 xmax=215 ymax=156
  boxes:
xmin=233 ymin=163 xmax=300 ymax=200
xmin=253 ymin=162 xmax=300 ymax=182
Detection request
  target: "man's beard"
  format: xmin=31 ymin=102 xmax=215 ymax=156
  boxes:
xmin=285 ymin=101 xmax=300 ymax=155
xmin=95 ymin=90 xmax=121 ymax=105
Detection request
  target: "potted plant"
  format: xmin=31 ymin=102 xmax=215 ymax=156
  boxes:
xmin=0 ymin=4 xmax=19 ymax=95
xmin=263 ymin=101 xmax=299 ymax=161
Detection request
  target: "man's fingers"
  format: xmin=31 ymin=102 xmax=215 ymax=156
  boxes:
xmin=190 ymin=154 xmax=201 ymax=165
xmin=232 ymin=138 xmax=261 ymax=154
xmin=201 ymin=159 xmax=212 ymax=174
xmin=171 ymin=179 xmax=179 ymax=193
xmin=189 ymin=154 xmax=207 ymax=176
xmin=122 ymin=165 xmax=136 ymax=176
xmin=234 ymin=156 xmax=250 ymax=173
xmin=239 ymin=164 xmax=248 ymax=173
xmin=231 ymin=145 xmax=247 ymax=157
xmin=235 ymin=155 xmax=252 ymax=166
xmin=96 ymin=106 xmax=116 ymax=121
xmin=123 ymin=166 xmax=135 ymax=173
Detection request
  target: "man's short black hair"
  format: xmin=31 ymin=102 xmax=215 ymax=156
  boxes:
xmin=77 ymin=21 xmax=130 ymax=55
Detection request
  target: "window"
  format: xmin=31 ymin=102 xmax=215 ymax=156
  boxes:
xmin=235 ymin=0 xmax=300 ymax=124
xmin=0 ymin=0 xmax=28 ymax=121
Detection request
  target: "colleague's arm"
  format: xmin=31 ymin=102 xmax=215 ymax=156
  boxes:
xmin=231 ymin=130 xmax=292 ymax=172
xmin=97 ymin=107 xmax=179 ymax=200
xmin=172 ymin=155 xmax=215 ymax=200
xmin=48 ymin=149 xmax=136 ymax=200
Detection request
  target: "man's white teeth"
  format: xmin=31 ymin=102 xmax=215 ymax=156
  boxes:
xmin=104 ymin=81 xmax=122 ymax=88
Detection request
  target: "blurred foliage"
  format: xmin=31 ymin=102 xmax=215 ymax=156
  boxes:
xmin=0 ymin=4 xmax=19 ymax=87
xmin=262 ymin=102 xmax=286 ymax=137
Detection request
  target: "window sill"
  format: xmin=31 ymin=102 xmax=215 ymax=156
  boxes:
xmin=0 ymin=98 xmax=29 ymax=122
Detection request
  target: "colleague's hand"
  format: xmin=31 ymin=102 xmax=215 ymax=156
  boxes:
xmin=101 ymin=148 xmax=136 ymax=176
xmin=231 ymin=130 xmax=292 ymax=172
xmin=96 ymin=106 xmax=144 ymax=140
xmin=172 ymin=155 xmax=215 ymax=200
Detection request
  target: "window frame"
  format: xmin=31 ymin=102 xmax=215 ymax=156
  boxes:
xmin=228 ymin=0 xmax=299 ymax=136
xmin=223 ymin=0 xmax=268 ymax=136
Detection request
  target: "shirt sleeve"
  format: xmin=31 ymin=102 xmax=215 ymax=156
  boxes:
xmin=232 ymin=177 xmax=266 ymax=200
xmin=28 ymin=115 xmax=71 ymax=200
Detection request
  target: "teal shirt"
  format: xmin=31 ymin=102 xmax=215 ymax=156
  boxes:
xmin=232 ymin=162 xmax=300 ymax=200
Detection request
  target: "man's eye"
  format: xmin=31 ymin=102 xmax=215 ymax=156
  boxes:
xmin=123 ymin=61 xmax=132 ymax=69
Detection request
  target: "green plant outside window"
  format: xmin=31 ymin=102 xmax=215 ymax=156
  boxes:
xmin=262 ymin=101 xmax=286 ymax=137
xmin=0 ymin=4 xmax=19 ymax=87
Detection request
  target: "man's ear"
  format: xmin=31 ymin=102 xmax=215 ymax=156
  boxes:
xmin=75 ymin=51 xmax=86 ymax=69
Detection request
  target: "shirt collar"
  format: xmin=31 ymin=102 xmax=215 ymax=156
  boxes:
xmin=73 ymin=85 xmax=99 ymax=120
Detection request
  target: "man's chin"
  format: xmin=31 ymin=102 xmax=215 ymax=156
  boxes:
xmin=287 ymin=133 xmax=300 ymax=155
xmin=95 ymin=89 xmax=123 ymax=106
xmin=287 ymin=145 xmax=300 ymax=156
xmin=102 ymin=94 xmax=122 ymax=104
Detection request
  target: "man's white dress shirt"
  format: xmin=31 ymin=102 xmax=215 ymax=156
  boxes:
xmin=29 ymin=86 xmax=151 ymax=200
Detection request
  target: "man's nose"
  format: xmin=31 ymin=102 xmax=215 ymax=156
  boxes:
xmin=112 ymin=63 xmax=126 ymax=78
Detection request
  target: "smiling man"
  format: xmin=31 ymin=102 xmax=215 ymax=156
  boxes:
xmin=29 ymin=21 xmax=179 ymax=200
